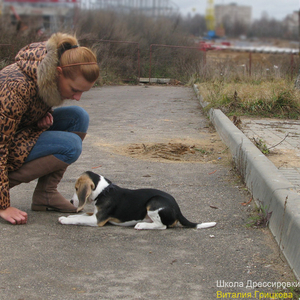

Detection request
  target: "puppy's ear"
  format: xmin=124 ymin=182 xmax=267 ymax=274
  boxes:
xmin=90 ymin=181 xmax=95 ymax=191
xmin=76 ymin=177 xmax=95 ymax=212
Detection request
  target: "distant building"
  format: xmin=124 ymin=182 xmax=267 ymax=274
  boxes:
xmin=88 ymin=0 xmax=179 ymax=17
xmin=2 ymin=0 xmax=77 ymax=17
xmin=1 ymin=0 xmax=78 ymax=32
xmin=215 ymin=3 xmax=252 ymax=28
xmin=283 ymin=11 xmax=299 ymax=35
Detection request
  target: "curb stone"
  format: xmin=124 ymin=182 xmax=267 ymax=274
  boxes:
xmin=193 ymin=84 xmax=300 ymax=280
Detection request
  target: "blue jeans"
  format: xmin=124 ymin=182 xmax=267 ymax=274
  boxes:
xmin=25 ymin=106 xmax=89 ymax=164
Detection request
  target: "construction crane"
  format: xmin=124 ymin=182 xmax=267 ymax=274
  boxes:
xmin=205 ymin=0 xmax=216 ymax=39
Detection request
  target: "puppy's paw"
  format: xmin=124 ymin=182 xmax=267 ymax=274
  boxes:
xmin=58 ymin=216 xmax=72 ymax=224
xmin=134 ymin=223 xmax=144 ymax=230
xmin=63 ymin=214 xmax=80 ymax=218
xmin=134 ymin=222 xmax=167 ymax=230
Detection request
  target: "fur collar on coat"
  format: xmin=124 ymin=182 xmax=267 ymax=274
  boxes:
xmin=15 ymin=33 xmax=79 ymax=107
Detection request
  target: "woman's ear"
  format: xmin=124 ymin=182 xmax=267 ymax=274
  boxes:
xmin=56 ymin=66 xmax=63 ymax=75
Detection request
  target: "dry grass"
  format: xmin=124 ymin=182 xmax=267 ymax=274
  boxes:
xmin=197 ymin=79 xmax=300 ymax=118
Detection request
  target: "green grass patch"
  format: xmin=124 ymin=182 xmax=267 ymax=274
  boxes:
xmin=252 ymin=138 xmax=270 ymax=155
xmin=246 ymin=204 xmax=272 ymax=228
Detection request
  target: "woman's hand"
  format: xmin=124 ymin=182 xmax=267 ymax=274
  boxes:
xmin=37 ymin=112 xmax=53 ymax=129
xmin=0 ymin=207 xmax=28 ymax=225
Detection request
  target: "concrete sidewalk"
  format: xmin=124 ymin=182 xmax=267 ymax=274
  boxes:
xmin=194 ymin=85 xmax=300 ymax=282
xmin=241 ymin=118 xmax=300 ymax=193
xmin=0 ymin=86 xmax=296 ymax=300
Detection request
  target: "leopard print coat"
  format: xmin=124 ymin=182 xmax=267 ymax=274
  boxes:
xmin=0 ymin=33 xmax=77 ymax=210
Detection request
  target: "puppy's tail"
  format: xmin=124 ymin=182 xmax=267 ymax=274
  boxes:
xmin=196 ymin=222 xmax=217 ymax=229
xmin=178 ymin=214 xmax=216 ymax=229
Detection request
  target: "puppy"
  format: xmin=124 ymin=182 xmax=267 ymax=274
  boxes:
xmin=59 ymin=171 xmax=216 ymax=230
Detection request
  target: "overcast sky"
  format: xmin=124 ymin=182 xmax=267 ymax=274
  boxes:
xmin=174 ymin=0 xmax=299 ymax=20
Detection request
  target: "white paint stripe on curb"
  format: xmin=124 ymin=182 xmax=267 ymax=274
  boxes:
xmin=193 ymin=84 xmax=300 ymax=280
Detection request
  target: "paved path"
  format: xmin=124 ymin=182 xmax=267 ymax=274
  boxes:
xmin=241 ymin=118 xmax=300 ymax=193
xmin=1 ymin=86 xmax=295 ymax=300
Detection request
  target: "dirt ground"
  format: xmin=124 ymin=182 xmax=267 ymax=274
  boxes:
xmin=93 ymin=113 xmax=300 ymax=169
xmin=94 ymin=136 xmax=231 ymax=164
xmin=207 ymin=50 xmax=271 ymax=64
xmin=267 ymin=148 xmax=300 ymax=168
xmin=206 ymin=49 xmax=299 ymax=72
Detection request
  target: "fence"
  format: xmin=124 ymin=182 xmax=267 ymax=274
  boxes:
xmin=79 ymin=39 xmax=140 ymax=83
xmin=0 ymin=41 xmax=299 ymax=83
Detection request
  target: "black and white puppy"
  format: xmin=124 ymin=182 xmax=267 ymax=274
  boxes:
xmin=58 ymin=171 xmax=216 ymax=230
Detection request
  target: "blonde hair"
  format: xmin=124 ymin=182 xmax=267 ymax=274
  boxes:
xmin=57 ymin=34 xmax=100 ymax=83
